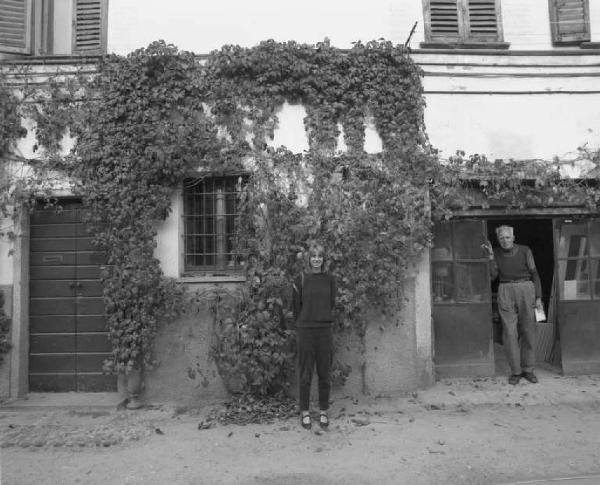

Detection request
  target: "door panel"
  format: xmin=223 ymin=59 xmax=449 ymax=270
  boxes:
xmin=30 ymin=280 xmax=78 ymax=298
xmin=30 ymin=238 xmax=77 ymax=252
xmin=30 ymin=334 xmax=76 ymax=353
xmin=555 ymin=218 xmax=600 ymax=374
xmin=433 ymin=219 xmax=494 ymax=378
xmin=30 ymin=298 xmax=76 ymax=315
xmin=29 ymin=201 xmax=115 ymax=392
xmin=30 ymin=316 xmax=77 ymax=334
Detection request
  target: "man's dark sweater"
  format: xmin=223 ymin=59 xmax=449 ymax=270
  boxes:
xmin=292 ymin=272 xmax=336 ymax=327
xmin=490 ymin=244 xmax=542 ymax=298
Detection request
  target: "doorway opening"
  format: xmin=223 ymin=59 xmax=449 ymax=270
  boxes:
xmin=486 ymin=218 xmax=562 ymax=376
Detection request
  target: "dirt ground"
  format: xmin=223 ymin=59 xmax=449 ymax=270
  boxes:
xmin=2 ymin=372 xmax=600 ymax=485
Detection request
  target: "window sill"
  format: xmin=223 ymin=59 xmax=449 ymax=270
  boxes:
xmin=580 ymin=42 xmax=600 ymax=50
xmin=419 ymin=42 xmax=511 ymax=50
xmin=177 ymin=274 xmax=246 ymax=284
xmin=0 ymin=54 xmax=104 ymax=65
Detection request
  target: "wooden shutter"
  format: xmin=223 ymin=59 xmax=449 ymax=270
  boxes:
xmin=72 ymin=0 xmax=107 ymax=55
xmin=466 ymin=0 xmax=501 ymax=42
xmin=426 ymin=0 xmax=460 ymax=42
xmin=0 ymin=0 xmax=32 ymax=54
xmin=549 ymin=0 xmax=590 ymax=44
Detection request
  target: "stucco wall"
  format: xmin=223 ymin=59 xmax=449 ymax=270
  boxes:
xmin=143 ymin=262 xmax=429 ymax=406
xmin=106 ymin=0 xmax=600 ymax=55
xmin=0 ymin=285 xmax=12 ymax=399
xmin=0 ymin=217 xmax=13 ymax=286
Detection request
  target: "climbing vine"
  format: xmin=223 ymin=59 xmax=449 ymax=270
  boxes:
xmin=2 ymin=39 xmax=600 ymax=397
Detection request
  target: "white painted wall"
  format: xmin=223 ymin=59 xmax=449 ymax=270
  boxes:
xmin=107 ymin=0 xmax=600 ymax=55
xmin=425 ymin=93 xmax=600 ymax=161
xmin=0 ymin=219 xmax=13 ymax=285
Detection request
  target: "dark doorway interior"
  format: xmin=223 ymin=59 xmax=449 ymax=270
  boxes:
xmin=486 ymin=218 xmax=560 ymax=375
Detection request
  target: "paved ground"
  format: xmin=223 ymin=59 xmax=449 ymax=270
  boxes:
xmin=1 ymin=369 xmax=600 ymax=484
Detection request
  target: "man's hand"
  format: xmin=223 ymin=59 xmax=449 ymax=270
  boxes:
xmin=481 ymin=240 xmax=494 ymax=259
xmin=535 ymin=298 xmax=543 ymax=311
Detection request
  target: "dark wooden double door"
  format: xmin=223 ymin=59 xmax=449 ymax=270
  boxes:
xmin=432 ymin=217 xmax=600 ymax=378
xmin=29 ymin=200 xmax=116 ymax=391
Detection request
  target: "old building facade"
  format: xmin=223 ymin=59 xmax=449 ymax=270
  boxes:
xmin=1 ymin=0 xmax=599 ymax=403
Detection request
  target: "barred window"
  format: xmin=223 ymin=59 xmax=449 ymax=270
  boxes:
xmin=183 ymin=176 xmax=245 ymax=275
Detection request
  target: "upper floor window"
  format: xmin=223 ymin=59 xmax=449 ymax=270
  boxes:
xmin=422 ymin=0 xmax=504 ymax=46
xmin=182 ymin=176 xmax=246 ymax=276
xmin=548 ymin=0 xmax=590 ymax=45
xmin=0 ymin=0 xmax=108 ymax=56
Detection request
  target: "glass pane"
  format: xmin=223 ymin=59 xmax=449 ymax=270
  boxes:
xmin=558 ymin=259 xmax=590 ymax=300
xmin=455 ymin=262 xmax=489 ymax=303
xmin=592 ymin=259 xmax=600 ymax=299
xmin=558 ymin=222 xmax=588 ymax=259
xmin=454 ymin=221 xmax=485 ymax=260
xmin=432 ymin=223 xmax=453 ymax=261
xmin=432 ymin=262 xmax=454 ymax=302
xmin=591 ymin=220 xmax=600 ymax=257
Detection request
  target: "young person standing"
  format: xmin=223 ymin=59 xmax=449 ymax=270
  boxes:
xmin=292 ymin=243 xmax=337 ymax=430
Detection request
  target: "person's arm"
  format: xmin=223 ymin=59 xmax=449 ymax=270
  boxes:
xmin=525 ymin=248 xmax=543 ymax=308
xmin=482 ymin=240 xmax=498 ymax=280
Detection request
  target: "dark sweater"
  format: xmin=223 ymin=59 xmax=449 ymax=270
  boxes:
xmin=490 ymin=244 xmax=542 ymax=298
xmin=292 ymin=272 xmax=336 ymax=328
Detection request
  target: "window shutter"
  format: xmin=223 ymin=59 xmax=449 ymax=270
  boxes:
xmin=72 ymin=0 xmax=107 ymax=55
xmin=466 ymin=0 xmax=500 ymax=42
xmin=549 ymin=0 xmax=590 ymax=44
xmin=0 ymin=0 xmax=32 ymax=54
xmin=427 ymin=0 xmax=460 ymax=41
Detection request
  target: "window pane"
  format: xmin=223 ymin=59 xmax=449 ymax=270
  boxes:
xmin=558 ymin=222 xmax=588 ymax=259
xmin=455 ymin=262 xmax=489 ymax=303
xmin=432 ymin=262 xmax=454 ymax=302
xmin=590 ymin=220 xmax=600 ymax=257
xmin=454 ymin=220 xmax=485 ymax=260
xmin=558 ymin=259 xmax=590 ymax=300
xmin=592 ymin=259 xmax=600 ymax=299
xmin=432 ymin=223 xmax=453 ymax=261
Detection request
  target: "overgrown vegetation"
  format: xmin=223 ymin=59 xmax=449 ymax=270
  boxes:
xmin=0 ymin=290 xmax=10 ymax=360
xmin=1 ymin=40 xmax=599 ymax=397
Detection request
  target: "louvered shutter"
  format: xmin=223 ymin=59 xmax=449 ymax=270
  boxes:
xmin=549 ymin=0 xmax=590 ymax=43
xmin=465 ymin=0 xmax=501 ymax=42
xmin=0 ymin=0 xmax=32 ymax=54
xmin=426 ymin=0 xmax=461 ymax=42
xmin=72 ymin=0 xmax=107 ymax=55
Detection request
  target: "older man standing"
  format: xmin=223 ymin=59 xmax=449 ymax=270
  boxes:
xmin=482 ymin=225 xmax=543 ymax=385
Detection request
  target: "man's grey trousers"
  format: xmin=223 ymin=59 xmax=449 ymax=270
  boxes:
xmin=497 ymin=280 xmax=537 ymax=375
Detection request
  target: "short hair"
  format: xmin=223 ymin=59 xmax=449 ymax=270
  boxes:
xmin=495 ymin=225 xmax=514 ymax=238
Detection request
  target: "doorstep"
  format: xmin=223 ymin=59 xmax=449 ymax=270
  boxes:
xmin=0 ymin=392 xmax=122 ymax=411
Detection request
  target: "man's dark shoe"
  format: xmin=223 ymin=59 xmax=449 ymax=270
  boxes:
xmin=521 ymin=371 xmax=538 ymax=383
xmin=508 ymin=374 xmax=521 ymax=385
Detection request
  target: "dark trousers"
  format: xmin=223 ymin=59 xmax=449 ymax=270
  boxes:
xmin=497 ymin=281 xmax=537 ymax=375
xmin=297 ymin=327 xmax=333 ymax=412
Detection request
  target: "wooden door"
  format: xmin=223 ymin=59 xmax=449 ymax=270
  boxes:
xmin=29 ymin=200 xmax=115 ymax=391
xmin=432 ymin=219 xmax=494 ymax=378
xmin=555 ymin=218 xmax=600 ymax=374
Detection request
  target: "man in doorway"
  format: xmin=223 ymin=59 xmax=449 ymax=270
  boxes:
xmin=482 ymin=225 xmax=543 ymax=385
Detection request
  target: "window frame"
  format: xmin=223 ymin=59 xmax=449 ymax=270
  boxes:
xmin=181 ymin=174 xmax=247 ymax=278
xmin=548 ymin=0 xmax=590 ymax=45
xmin=421 ymin=0 xmax=506 ymax=47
